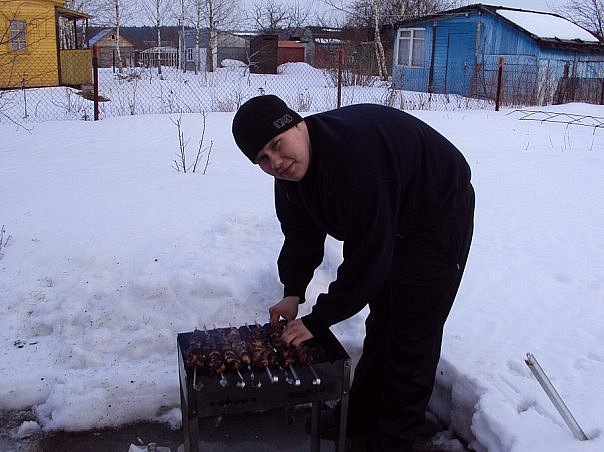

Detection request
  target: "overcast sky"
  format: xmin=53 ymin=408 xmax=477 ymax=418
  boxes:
xmin=481 ymin=1 xmax=564 ymax=13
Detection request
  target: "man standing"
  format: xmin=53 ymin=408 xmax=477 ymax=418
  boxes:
xmin=232 ymin=95 xmax=474 ymax=451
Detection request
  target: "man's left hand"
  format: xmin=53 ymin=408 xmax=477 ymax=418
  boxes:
xmin=281 ymin=319 xmax=313 ymax=347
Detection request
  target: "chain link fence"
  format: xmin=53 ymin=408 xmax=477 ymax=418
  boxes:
xmin=1 ymin=46 xmax=602 ymax=124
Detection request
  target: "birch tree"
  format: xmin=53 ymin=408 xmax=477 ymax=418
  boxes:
xmin=190 ymin=0 xmax=204 ymax=74
xmin=88 ymin=0 xmax=137 ymax=72
xmin=141 ymin=0 xmax=173 ymax=76
xmin=191 ymin=0 xmax=240 ymax=72
xmin=177 ymin=0 xmax=188 ymax=71
xmin=373 ymin=0 xmax=387 ymax=80
xmin=323 ymin=0 xmax=460 ymax=79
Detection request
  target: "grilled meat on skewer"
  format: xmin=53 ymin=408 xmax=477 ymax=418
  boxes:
xmin=269 ymin=321 xmax=314 ymax=366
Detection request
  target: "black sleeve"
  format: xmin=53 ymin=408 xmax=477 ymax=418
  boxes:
xmin=301 ymin=181 xmax=398 ymax=336
xmin=275 ymin=180 xmax=326 ymax=303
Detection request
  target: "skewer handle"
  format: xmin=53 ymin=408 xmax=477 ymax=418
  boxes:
xmin=289 ymin=365 xmax=301 ymax=386
xmin=266 ymin=367 xmax=278 ymax=383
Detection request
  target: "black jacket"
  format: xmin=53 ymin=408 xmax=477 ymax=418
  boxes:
xmin=274 ymin=104 xmax=472 ymax=337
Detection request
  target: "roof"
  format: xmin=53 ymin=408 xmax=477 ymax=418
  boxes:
xmin=56 ymin=6 xmax=90 ymax=21
xmin=396 ymin=4 xmax=602 ymax=51
xmin=89 ymin=29 xmax=136 ymax=47
xmin=495 ymin=7 xmax=598 ymax=42
xmin=89 ymin=29 xmax=112 ymax=47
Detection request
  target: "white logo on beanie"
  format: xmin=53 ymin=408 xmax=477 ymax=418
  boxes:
xmin=273 ymin=114 xmax=293 ymax=129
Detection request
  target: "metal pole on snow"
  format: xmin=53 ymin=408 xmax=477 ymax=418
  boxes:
xmin=525 ymin=353 xmax=588 ymax=441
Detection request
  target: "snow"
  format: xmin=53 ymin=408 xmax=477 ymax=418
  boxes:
xmin=497 ymin=9 xmax=599 ymax=42
xmin=1 ymin=78 xmax=604 ymax=451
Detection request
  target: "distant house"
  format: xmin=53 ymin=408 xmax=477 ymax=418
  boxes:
xmin=299 ymin=27 xmax=357 ymax=68
xmin=278 ymin=40 xmax=305 ymax=65
xmin=179 ymin=29 xmax=249 ymax=72
xmin=0 ymin=0 xmax=91 ymax=89
xmin=89 ymin=28 xmax=137 ymax=68
xmin=392 ymin=4 xmax=604 ymax=105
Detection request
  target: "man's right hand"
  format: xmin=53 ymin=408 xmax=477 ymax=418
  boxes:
xmin=269 ymin=296 xmax=300 ymax=326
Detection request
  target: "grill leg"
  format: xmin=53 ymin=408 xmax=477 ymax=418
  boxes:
xmin=181 ymin=384 xmax=200 ymax=452
xmin=310 ymin=402 xmax=320 ymax=451
xmin=337 ymin=360 xmax=351 ymax=452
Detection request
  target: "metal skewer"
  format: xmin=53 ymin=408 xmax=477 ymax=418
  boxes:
xmin=248 ymin=365 xmax=262 ymax=388
xmin=289 ymin=365 xmax=301 ymax=386
xmin=265 ymin=367 xmax=278 ymax=383
xmin=235 ymin=369 xmax=246 ymax=388
xmin=308 ymin=364 xmax=321 ymax=385
xmin=192 ymin=366 xmax=204 ymax=391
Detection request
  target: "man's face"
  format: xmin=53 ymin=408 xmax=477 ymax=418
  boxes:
xmin=254 ymin=121 xmax=311 ymax=181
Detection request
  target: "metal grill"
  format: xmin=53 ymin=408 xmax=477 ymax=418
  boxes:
xmin=177 ymin=323 xmax=351 ymax=452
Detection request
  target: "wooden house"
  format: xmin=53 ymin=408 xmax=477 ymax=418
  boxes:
xmin=391 ymin=4 xmax=604 ymax=105
xmin=89 ymin=28 xmax=137 ymax=68
xmin=0 ymin=0 xmax=91 ymax=89
xmin=299 ymin=27 xmax=356 ymax=68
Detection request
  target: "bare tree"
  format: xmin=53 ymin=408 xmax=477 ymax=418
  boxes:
xmin=192 ymin=0 xmax=239 ymax=73
xmin=88 ymin=0 xmax=137 ymax=72
xmin=373 ymin=0 xmax=388 ymax=79
xmin=141 ymin=0 xmax=173 ymax=76
xmin=335 ymin=0 xmax=460 ymax=28
xmin=177 ymin=0 xmax=188 ymax=71
xmin=322 ymin=0 xmax=459 ymax=79
xmin=553 ymin=0 xmax=604 ymax=39
xmin=250 ymin=0 xmax=313 ymax=33
xmin=189 ymin=0 xmax=204 ymax=74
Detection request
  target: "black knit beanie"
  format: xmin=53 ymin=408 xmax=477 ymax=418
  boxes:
xmin=232 ymin=95 xmax=303 ymax=163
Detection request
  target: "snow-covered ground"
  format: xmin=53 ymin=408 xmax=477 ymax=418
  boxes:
xmin=1 ymin=73 xmax=603 ymax=452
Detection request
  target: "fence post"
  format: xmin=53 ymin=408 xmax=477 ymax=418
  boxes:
xmin=337 ymin=49 xmax=343 ymax=108
xmin=93 ymin=46 xmax=99 ymax=121
xmin=495 ymin=56 xmax=504 ymax=111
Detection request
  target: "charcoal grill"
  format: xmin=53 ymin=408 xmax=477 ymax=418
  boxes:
xmin=177 ymin=323 xmax=351 ymax=452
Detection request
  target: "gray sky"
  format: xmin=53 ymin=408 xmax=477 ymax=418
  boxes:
xmin=486 ymin=1 xmax=565 ymax=13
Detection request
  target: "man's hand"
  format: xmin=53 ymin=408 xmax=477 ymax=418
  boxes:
xmin=269 ymin=296 xmax=300 ymax=325
xmin=280 ymin=319 xmax=313 ymax=347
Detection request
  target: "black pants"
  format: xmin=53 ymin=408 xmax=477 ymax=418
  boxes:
xmin=348 ymin=186 xmax=475 ymax=452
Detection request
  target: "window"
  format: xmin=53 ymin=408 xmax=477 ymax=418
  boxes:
xmin=9 ymin=20 xmax=26 ymax=51
xmin=186 ymin=48 xmax=194 ymax=62
xmin=397 ymin=28 xmax=425 ymax=67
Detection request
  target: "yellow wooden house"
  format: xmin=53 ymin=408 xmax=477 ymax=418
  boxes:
xmin=0 ymin=0 xmax=91 ymax=89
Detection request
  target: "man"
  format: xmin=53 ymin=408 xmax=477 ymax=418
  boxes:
xmin=232 ymin=95 xmax=474 ymax=452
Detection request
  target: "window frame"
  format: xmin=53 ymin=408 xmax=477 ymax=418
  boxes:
xmin=186 ymin=47 xmax=195 ymax=62
xmin=9 ymin=20 xmax=27 ymax=51
xmin=396 ymin=27 xmax=425 ymax=68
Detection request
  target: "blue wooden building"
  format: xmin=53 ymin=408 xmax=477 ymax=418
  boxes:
xmin=391 ymin=4 xmax=604 ymax=105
